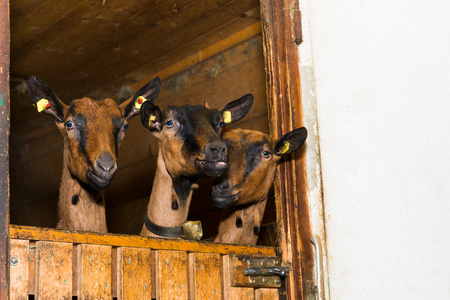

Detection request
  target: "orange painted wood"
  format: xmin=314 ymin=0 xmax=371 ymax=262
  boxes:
xmin=255 ymin=288 xmax=279 ymax=299
xmin=35 ymin=241 xmax=73 ymax=299
xmin=77 ymin=244 xmax=112 ymax=300
xmin=10 ymin=239 xmax=29 ymax=300
xmin=10 ymin=225 xmax=275 ymax=257
xmin=188 ymin=253 xmax=222 ymax=299
xmin=117 ymin=247 xmax=152 ymax=300
xmin=28 ymin=243 xmax=36 ymax=295
xmin=155 ymin=250 xmax=188 ymax=300
xmin=230 ymin=287 xmax=255 ymax=299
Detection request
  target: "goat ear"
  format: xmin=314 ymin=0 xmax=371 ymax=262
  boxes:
xmin=219 ymin=94 xmax=254 ymax=126
xmin=121 ymin=76 xmax=161 ymax=120
xmin=27 ymin=76 xmax=67 ymax=123
xmin=274 ymin=127 xmax=307 ymax=156
xmin=140 ymin=101 xmax=163 ymax=132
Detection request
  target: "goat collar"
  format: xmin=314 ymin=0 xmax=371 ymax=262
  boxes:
xmin=144 ymin=214 xmax=203 ymax=240
xmin=144 ymin=214 xmax=184 ymax=238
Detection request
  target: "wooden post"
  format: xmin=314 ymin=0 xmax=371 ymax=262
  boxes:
xmin=0 ymin=1 xmax=10 ymax=299
xmin=260 ymin=0 xmax=314 ymax=299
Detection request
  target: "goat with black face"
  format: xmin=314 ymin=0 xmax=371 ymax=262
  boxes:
xmin=139 ymin=95 xmax=254 ymax=239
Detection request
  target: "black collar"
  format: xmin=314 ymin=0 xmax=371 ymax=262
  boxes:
xmin=144 ymin=214 xmax=184 ymax=238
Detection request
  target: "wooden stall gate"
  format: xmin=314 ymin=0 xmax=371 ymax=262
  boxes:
xmin=9 ymin=225 xmax=283 ymax=299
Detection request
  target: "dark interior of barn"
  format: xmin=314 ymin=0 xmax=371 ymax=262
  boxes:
xmin=8 ymin=0 xmax=276 ymax=245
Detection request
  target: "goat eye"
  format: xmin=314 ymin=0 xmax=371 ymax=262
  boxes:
xmin=165 ymin=120 xmax=174 ymax=128
xmin=219 ymin=121 xmax=224 ymax=128
xmin=123 ymin=124 xmax=128 ymax=131
xmin=65 ymin=122 xmax=74 ymax=130
xmin=262 ymin=150 xmax=271 ymax=158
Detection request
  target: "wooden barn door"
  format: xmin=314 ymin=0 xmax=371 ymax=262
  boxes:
xmin=260 ymin=0 xmax=315 ymax=299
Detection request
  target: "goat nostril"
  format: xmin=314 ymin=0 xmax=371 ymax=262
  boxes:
xmin=207 ymin=141 xmax=226 ymax=154
xmin=96 ymin=152 xmax=116 ymax=174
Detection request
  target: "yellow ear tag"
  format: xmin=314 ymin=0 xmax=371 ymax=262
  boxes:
xmin=148 ymin=114 xmax=156 ymax=127
xmin=35 ymin=98 xmax=51 ymax=112
xmin=282 ymin=141 xmax=290 ymax=154
xmin=223 ymin=110 xmax=232 ymax=124
xmin=135 ymin=96 xmax=148 ymax=109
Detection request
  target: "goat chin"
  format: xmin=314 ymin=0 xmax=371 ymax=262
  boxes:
xmin=86 ymin=170 xmax=113 ymax=190
xmin=211 ymin=191 xmax=241 ymax=209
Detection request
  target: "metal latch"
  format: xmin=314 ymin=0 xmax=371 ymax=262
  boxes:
xmin=244 ymin=258 xmax=290 ymax=287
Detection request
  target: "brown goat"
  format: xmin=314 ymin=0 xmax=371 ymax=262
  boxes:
xmin=27 ymin=76 xmax=161 ymax=233
xmin=139 ymin=95 xmax=253 ymax=239
xmin=211 ymin=127 xmax=307 ymax=245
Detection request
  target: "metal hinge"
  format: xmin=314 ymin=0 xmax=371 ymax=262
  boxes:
xmin=244 ymin=258 xmax=290 ymax=287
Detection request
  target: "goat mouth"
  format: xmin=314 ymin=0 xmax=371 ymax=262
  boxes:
xmin=86 ymin=170 xmax=112 ymax=190
xmin=211 ymin=191 xmax=241 ymax=209
xmin=195 ymin=159 xmax=227 ymax=177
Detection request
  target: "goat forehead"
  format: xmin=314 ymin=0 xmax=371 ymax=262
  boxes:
xmin=223 ymin=130 xmax=272 ymax=178
xmin=69 ymin=98 xmax=122 ymax=120
xmin=168 ymin=105 xmax=219 ymax=124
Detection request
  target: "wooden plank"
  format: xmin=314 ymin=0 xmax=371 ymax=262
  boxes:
xmin=11 ymin=0 xmax=88 ymax=50
xmin=77 ymin=244 xmax=112 ymax=300
xmin=155 ymin=250 xmax=188 ymax=300
xmin=35 ymin=241 xmax=73 ymax=299
xmin=10 ymin=225 xmax=276 ymax=257
xmin=117 ymin=247 xmax=152 ymax=300
xmin=10 ymin=240 xmax=29 ymax=300
xmin=255 ymin=288 xmax=279 ymax=300
xmin=131 ymin=22 xmax=261 ymax=90
xmin=231 ymin=287 xmax=255 ymax=300
xmin=188 ymin=253 xmax=222 ymax=299
xmin=0 ymin=1 xmax=10 ymax=298
xmin=72 ymin=0 xmax=259 ymax=95
xmin=28 ymin=243 xmax=36 ymax=295
xmin=224 ymin=255 xmax=255 ymax=300
xmin=260 ymin=0 xmax=312 ymax=299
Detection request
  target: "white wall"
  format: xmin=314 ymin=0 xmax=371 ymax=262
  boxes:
xmin=301 ymin=0 xmax=450 ymax=299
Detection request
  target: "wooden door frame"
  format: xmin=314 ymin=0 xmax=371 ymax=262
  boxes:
xmin=0 ymin=0 xmax=315 ymax=299
xmin=260 ymin=0 xmax=314 ymax=299
xmin=0 ymin=1 xmax=10 ymax=299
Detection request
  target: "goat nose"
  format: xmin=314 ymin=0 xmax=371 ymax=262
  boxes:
xmin=96 ymin=152 xmax=117 ymax=175
xmin=206 ymin=141 xmax=227 ymax=155
xmin=219 ymin=180 xmax=231 ymax=191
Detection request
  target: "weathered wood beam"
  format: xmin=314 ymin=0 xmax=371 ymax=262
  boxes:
xmin=131 ymin=22 xmax=262 ymax=91
xmin=10 ymin=225 xmax=276 ymax=256
xmin=260 ymin=0 xmax=314 ymax=299
xmin=0 ymin=1 xmax=10 ymax=299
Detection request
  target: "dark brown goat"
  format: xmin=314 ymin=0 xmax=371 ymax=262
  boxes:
xmin=28 ymin=76 xmax=161 ymax=233
xmin=139 ymin=95 xmax=253 ymax=239
xmin=211 ymin=127 xmax=307 ymax=245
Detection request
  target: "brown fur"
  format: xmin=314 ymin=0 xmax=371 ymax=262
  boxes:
xmin=28 ymin=76 xmax=160 ymax=233
xmin=139 ymin=95 xmax=254 ymax=238
xmin=212 ymin=128 xmax=307 ymax=245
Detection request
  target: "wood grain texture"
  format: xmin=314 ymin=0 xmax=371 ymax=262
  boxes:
xmin=10 ymin=239 xmax=29 ymax=300
xmin=117 ymin=247 xmax=152 ymax=300
xmin=0 ymin=1 xmax=10 ymax=298
xmin=155 ymin=250 xmax=188 ymax=300
xmin=255 ymin=288 xmax=279 ymax=300
xmin=77 ymin=244 xmax=112 ymax=300
xmin=10 ymin=225 xmax=276 ymax=257
xmin=36 ymin=241 xmax=73 ymax=299
xmin=188 ymin=253 xmax=222 ymax=299
xmin=260 ymin=0 xmax=313 ymax=298
xmin=230 ymin=287 xmax=255 ymax=300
